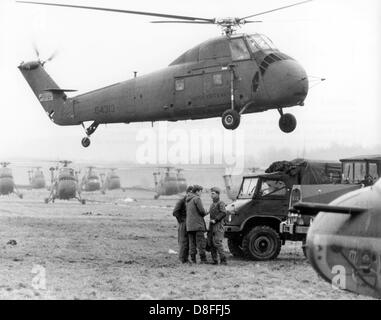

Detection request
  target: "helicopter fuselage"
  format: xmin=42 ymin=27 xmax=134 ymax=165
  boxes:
xmin=19 ymin=33 xmax=308 ymax=136
xmin=306 ymin=180 xmax=381 ymax=299
xmin=105 ymin=176 xmax=121 ymax=190
xmin=0 ymin=167 xmax=15 ymax=195
xmin=0 ymin=177 xmax=14 ymax=195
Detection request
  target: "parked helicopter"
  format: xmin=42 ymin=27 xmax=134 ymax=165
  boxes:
xmin=18 ymin=1 xmax=314 ymax=148
xmin=100 ymin=168 xmax=124 ymax=194
xmin=153 ymin=167 xmax=188 ymax=199
xmin=27 ymin=166 xmax=46 ymax=189
xmin=45 ymin=160 xmax=85 ymax=204
xmin=80 ymin=166 xmax=101 ymax=192
xmin=293 ymin=178 xmax=381 ymax=299
xmin=0 ymin=162 xmax=23 ymax=198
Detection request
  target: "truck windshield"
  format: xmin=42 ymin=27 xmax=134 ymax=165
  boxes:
xmin=238 ymin=177 xmax=258 ymax=199
xmin=257 ymin=179 xmax=286 ymax=197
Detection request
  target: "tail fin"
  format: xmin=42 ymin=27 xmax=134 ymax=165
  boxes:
xmin=18 ymin=61 xmax=76 ymax=124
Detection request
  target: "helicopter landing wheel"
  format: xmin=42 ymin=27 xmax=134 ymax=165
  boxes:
xmin=81 ymin=137 xmax=91 ymax=148
xmin=279 ymin=113 xmax=297 ymax=133
xmin=221 ymin=110 xmax=240 ymax=130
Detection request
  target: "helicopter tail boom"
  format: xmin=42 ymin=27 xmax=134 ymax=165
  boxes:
xmin=18 ymin=61 xmax=76 ymax=125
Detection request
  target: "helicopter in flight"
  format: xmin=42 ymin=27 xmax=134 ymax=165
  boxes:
xmin=0 ymin=162 xmax=23 ymax=198
xmin=294 ymin=178 xmax=381 ymax=299
xmin=18 ymin=0 xmax=313 ymax=148
xmin=45 ymin=160 xmax=85 ymax=204
xmin=27 ymin=166 xmax=46 ymax=189
xmin=80 ymin=166 xmax=101 ymax=192
xmin=153 ymin=167 xmax=188 ymax=199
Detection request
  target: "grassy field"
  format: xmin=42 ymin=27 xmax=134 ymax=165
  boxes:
xmin=0 ymin=189 xmax=370 ymax=300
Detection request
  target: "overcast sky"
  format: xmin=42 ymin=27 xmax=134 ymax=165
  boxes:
xmin=0 ymin=0 xmax=380 ymax=166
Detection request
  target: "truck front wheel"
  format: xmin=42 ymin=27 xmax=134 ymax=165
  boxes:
xmin=242 ymin=226 xmax=281 ymax=261
xmin=227 ymin=238 xmax=244 ymax=257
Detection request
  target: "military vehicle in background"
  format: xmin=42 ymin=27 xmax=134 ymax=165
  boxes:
xmin=100 ymin=168 xmax=123 ymax=194
xmin=80 ymin=166 xmax=101 ymax=192
xmin=45 ymin=160 xmax=85 ymax=204
xmin=28 ymin=166 xmax=46 ymax=189
xmin=224 ymin=159 xmax=360 ymax=261
xmin=282 ymin=155 xmax=381 ymax=255
xmin=294 ymin=178 xmax=381 ymax=299
xmin=153 ymin=167 xmax=188 ymax=199
xmin=175 ymin=169 xmax=187 ymax=194
xmin=340 ymin=154 xmax=380 ymax=185
xmin=0 ymin=162 xmax=23 ymax=198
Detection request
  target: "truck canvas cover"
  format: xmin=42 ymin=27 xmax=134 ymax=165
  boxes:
xmin=265 ymin=158 xmax=341 ymax=185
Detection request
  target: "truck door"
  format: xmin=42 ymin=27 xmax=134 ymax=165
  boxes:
xmin=252 ymin=178 xmax=289 ymax=218
xmin=174 ymin=74 xmax=205 ymax=118
xmin=203 ymin=69 xmax=231 ymax=109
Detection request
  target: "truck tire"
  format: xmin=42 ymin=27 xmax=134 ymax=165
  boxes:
xmin=242 ymin=226 xmax=281 ymax=261
xmin=227 ymin=238 xmax=244 ymax=257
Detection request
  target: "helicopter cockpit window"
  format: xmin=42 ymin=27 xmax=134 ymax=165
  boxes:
xmin=175 ymin=79 xmax=185 ymax=91
xmin=247 ymin=34 xmax=277 ymax=53
xmin=229 ymin=38 xmax=251 ymax=61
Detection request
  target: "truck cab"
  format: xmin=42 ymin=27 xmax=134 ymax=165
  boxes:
xmin=224 ymin=172 xmax=294 ymax=261
xmin=340 ymin=155 xmax=381 ymax=185
xmin=223 ymin=158 xmax=356 ymax=261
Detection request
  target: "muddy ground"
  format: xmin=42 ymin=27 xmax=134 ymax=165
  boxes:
xmin=0 ymin=189 xmax=371 ymax=300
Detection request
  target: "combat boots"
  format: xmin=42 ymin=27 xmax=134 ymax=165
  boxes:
xmin=190 ymin=255 xmax=197 ymax=264
xmin=220 ymin=257 xmax=227 ymax=265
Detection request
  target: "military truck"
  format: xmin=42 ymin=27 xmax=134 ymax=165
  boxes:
xmin=280 ymin=154 xmax=381 ymax=255
xmin=223 ymin=159 xmax=360 ymax=261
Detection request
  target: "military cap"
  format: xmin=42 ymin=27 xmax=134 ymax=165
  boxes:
xmin=210 ymin=187 xmax=221 ymax=194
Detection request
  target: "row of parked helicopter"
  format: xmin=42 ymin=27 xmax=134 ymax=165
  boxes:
xmin=0 ymin=161 xmax=189 ymax=203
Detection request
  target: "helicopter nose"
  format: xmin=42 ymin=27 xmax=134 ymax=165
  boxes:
xmin=262 ymin=59 xmax=308 ymax=106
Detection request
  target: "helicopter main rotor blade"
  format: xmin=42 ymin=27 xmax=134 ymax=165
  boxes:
xmin=150 ymin=20 xmax=214 ymax=24
xmin=241 ymin=0 xmax=313 ymax=20
xmin=242 ymin=20 xmax=263 ymax=24
xmin=17 ymin=1 xmax=214 ymax=22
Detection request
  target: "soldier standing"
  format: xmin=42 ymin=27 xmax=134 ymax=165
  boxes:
xmin=207 ymin=187 xmax=227 ymax=265
xmin=186 ymin=185 xmax=208 ymax=264
xmin=173 ymin=185 xmax=193 ymax=263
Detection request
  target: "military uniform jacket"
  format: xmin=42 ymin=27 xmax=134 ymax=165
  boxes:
xmin=172 ymin=196 xmax=187 ymax=223
xmin=209 ymin=200 xmax=227 ymax=224
xmin=185 ymin=194 xmax=207 ymax=232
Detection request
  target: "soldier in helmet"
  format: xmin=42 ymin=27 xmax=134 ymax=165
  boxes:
xmin=207 ymin=187 xmax=227 ymax=265
xmin=186 ymin=184 xmax=208 ymax=264
xmin=173 ymin=185 xmax=193 ymax=263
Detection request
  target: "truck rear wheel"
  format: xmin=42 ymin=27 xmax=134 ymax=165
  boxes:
xmin=227 ymin=238 xmax=244 ymax=257
xmin=242 ymin=226 xmax=281 ymax=261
